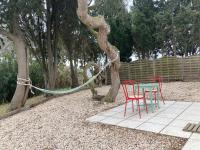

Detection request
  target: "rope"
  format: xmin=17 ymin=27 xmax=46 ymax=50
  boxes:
xmin=17 ymin=77 xmax=35 ymax=94
xmin=17 ymin=54 xmax=119 ymax=95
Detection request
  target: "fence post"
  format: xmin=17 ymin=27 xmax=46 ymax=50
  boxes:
xmin=167 ymin=56 xmax=169 ymax=82
xmin=128 ymin=63 xmax=131 ymax=80
xmin=153 ymin=59 xmax=156 ymax=77
xmin=181 ymin=58 xmax=184 ymax=81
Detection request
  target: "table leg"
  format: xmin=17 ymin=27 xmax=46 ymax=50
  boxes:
xmin=150 ymin=91 xmax=155 ymax=113
xmin=157 ymin=86 xmax=160 ymax=108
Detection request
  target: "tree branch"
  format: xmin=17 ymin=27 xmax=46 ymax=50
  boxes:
xmin=88 ymin=0 xmax=93 ymax=6
xmin=0 ymin=41 xmax=13 ymax=55
xmin=0 ymin=28 xmax=15 ymax=41
xmin=77 ymin=0 xmax=120 ymax=102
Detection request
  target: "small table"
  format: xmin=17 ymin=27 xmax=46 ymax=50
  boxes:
xmin=136 ymin=82 xmax=161 ymax=112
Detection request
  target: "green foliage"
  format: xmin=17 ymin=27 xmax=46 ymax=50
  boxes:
xmin=130 ymin=0 xmax=156 ymax=59
xmin=94 ymin=0 xmax=133 ymax=62
xmin=0 ymin=52 xmax=17 ymax=103
xmin=56 ymin=64 xmax=71 ymax=88
xmin=29 ymin=60 xmax=44 ymax=95
xmin=0 ymin=52 xmax=45 ymax=103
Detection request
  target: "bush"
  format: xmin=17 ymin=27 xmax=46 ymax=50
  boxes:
xmin=0 ymin=52 xmax=44 ymax=103
xmin=29 ymin=60 xmax=44 ymax=95
xmin=0 ymin=52 xmax=17 ymax=103
xmin=56 ymin=64 xmax=71 ymax=88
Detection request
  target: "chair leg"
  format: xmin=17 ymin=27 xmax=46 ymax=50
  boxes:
xmin=153 ymin=92 xmax=157 ymax=109
xmin=115 ymin=85 xmax=121 ymax=102
xmin=144 ymin=98 xmax=148 ymax=114
xmin=132 ymin=100 xmax=134 ymax=112
xmin=124 ymin=101 xmax=128 ymax=117
xmin=137 ymin=100 xmax=141 ymax=118
xmin=160 ymin=90 xmax=165 ymax=104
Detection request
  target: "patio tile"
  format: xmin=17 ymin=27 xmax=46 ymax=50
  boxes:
xmin=173 ymin=101 xmax=192 ymax=106
xmin=112 ymin=111 xmax=136 ymax=119
xmin=164 ymin=100 xmax=176 ymax=105
xmin=182 ymin=139 xmax=200 ymax=150
xmin=183 ymin=109 xmax=200 ymax=116
xmin=190 ymin=133 xmax=200 ymax=140
xmin=117 ymin=119 xmax=143 ymax=129
xmin=169 ymin=119 xmax=199 ymax=128
xmin=109 ymin=106 xmax=124 ymax=112
xmin=147 ymin=117 xmax=174 ymax=125
xmin=177 ymin=114 xmax=200 ymax=122
xmin=186 ymin=106 xmax=200 ymax=111
xmin=136 ymin=122 xmax=166 ymax=133
xmin=159 ymin=103 xmax=172 ymax=108
xmin=156 ymin=112 xmax=178 ymax=119
xmin=100 ymin=117 xmax=125 ymax=125
xmin=160 ymin=126 xmax=192 ymax=138
xmin=180 ymin=111 xmax=200 ymax=117
xmin=190 ymin=103 xmax=200 ymax=108
xmin=86 ymin=115 xmax=107 ymax=123
xmin=162 ymin=108 xmax=185 ymax=114
xmin=128 ymin=113 xmax=155 ymax=122
xmin=98 ymin=110 xmax=119 ymax=117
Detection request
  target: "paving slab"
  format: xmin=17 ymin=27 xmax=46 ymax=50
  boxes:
xmin=182 ymin=139 xmax=200 ymax=150
xmin=160 ymin=126 xmax=192 ymax=138
xmin=117 ymin=119 xmax=143 ymax=129
xmin=136 ymin=122 xmax=166 ymax=133
xmin=156 ymin=112 xmax=179 ymax=119
xmin=86 ymin=115 xmax=107 ymax=123
xmin=177 ymin=114 xmax=200 ymax=122
xmin=100 ymin=117 xmax=125 ymax=125
xmin=98 ymin=110 xmax=119 ymax=117
xmin=147 ymin=116 xmax=174 ymax=125
xmin=112 ymin=111 xmax=136 ymax=119
xmin=190 ymin=133 xmax=200 ymax=140
xmin=128 ymin=113 xmax=155 ymax=122
xmin=169 ymin=119 xmax=199 ymax=128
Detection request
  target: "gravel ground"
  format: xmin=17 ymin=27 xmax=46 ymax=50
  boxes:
xmin=1 ymin=82 xmax=198 ymax=150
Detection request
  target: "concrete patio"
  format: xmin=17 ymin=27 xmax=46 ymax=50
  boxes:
xmin=86 ymin=100 xmax=200 ymax=150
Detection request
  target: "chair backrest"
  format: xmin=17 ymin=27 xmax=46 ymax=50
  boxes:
xmin=152 ymin=75 xmax=163 ymax=89
xmin=121 ymin=80 xmax=141 ymax=99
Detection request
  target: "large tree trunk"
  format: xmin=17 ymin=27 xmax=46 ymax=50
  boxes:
xmin=77 ymin=0 xmax=120 ymax=102
xmin=68 ymin=49 xmax=79 ymax=88
xmin=0 ymin=20 xmax=29 ymax=110
xmin=10 ymin=32 xmax=29 ymax=110
xmin=46 ymin=0 xmax=57 ymax=89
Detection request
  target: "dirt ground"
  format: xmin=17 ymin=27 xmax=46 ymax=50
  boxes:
xmin=162 ymin=82 xmax=200 ymax=101
xmin=0 ymin=82 xmax=197 ymax=150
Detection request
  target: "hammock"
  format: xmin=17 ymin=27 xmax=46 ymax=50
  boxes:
xmin=17 ymin=55 xmax=118 ymax=95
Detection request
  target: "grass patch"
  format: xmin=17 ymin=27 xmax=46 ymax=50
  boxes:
xmin=0 ymin=95 xmax=46 ymax=117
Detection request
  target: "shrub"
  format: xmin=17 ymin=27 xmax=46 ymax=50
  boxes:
xmin=0 ymin=52 xmax=44 ymax=103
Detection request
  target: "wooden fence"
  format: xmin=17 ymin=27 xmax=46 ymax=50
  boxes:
xmin=106 ymin=56 xmax=200 ymax=84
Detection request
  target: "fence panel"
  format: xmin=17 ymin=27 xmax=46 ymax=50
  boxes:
xmin=106 ymin=56 xmax=200 ymax=84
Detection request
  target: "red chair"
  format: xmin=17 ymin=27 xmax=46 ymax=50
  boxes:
xmin=153 ymin=76 xmax=165 ymax=104
xmin=121 ymin=80 xmax=148 ymax=118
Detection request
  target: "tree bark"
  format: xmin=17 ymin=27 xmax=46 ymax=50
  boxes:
xmin=83 ymin=62 xmax=98 ymax=97
xmin=0 ymin=21 xmax=29 ymax=111
xmin=46 ymin=0 xmax=57 ymax=89
xmin=68 ymin=48 xmax=79 ymax=88
xmin=77 ymin=0 xmax=120 ymax=102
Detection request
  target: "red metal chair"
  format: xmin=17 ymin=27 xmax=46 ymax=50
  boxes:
xmin=121 ymin=80 xmax=148 ymax=118
xmin=153 ymin=75 xmax=165 ymax=104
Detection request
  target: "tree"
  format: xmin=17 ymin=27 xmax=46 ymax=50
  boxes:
xmin=130 ymin=0 xmax=157 ymax=59
xmin=21 ymin=0 xmax=61 ymax=90
xmin=0 ymin=0 xmax=30 ymax=110
xmin=77 ymin=0 xmax=120 ymax=102
xmin=94 ymin=0 xmax=133 ymax=62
